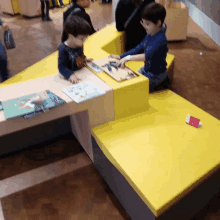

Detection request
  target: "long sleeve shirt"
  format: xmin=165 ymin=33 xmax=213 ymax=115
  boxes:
xmin=62 ymin=4 xmax=96 ymax=42
xmin=58 ymin=43 xmax=83 ymax=80
xmin=120 ymin=27 xmax=168 ymax=75
xmin=115 ymin=0 xmax=155 ymax=51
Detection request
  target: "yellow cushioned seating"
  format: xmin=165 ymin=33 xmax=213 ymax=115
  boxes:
xmin=92 ymin=89 xmax=220 ymax=216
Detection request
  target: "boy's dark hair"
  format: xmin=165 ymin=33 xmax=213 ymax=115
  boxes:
xmin=72 ymin=0 xmax=77 ymax=3
xmin=64 ymin=15 xmax=91 ymax=37
xmin=141 ymin=2 xmax=166 ymax=26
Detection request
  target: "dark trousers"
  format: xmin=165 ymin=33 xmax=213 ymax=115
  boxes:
xmin=0 ymin=41 xmax=9 ymax=82
xmin=52 ymin=0 xmax=64 ymax=7
xmin=41 ymin=1 xmax=50 ymax=18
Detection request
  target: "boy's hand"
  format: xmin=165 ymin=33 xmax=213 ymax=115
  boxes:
xmin=116 ymin=57 xmax=128 ymax=68
xmin=109 ymin=54 xmax=120 ymax=60
xmin=68 ymin=74 xmax=80 ymax=84
xmin=86 ymin=57 xmax=93 ymax=62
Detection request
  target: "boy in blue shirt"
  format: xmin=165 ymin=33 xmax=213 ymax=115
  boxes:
xmin=110 ymin=2 xmax=168 ymax=92
xmin=58 ymin=15 xmax=93 ymax=84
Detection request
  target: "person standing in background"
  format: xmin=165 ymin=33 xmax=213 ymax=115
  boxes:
xmin=115 ymin=0 xmax=155 ymax=52
xmin=40 ymin=0 xmax=53 ymax=21
xmin=51 ymin=0 xmax=65 ymax=8
xmin=61 ymin=0 xmax=96 ymax=43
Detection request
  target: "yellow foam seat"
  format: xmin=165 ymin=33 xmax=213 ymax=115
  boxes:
xmin=92 ymin=89 xmax=220 ymax=216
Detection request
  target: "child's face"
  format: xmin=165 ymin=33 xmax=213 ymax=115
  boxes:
xmin=77 ymin=0 xmax=91 ymax=8
xmin=68 ymin=34 xmax=89 ymax=47
xmin=140 ymin=19 xmax=161 ymax=36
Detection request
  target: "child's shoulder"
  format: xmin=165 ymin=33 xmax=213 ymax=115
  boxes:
xmin=58 ymin=43 xmax=68 ymax=52
xmin=155 ymin=31 xmax=167 ymax=44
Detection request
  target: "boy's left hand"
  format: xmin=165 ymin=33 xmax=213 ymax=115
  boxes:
xmin=116 ymin=57 xmax=128 ymax=68
xmin=86 ymin=57 xmax=93 ymax=62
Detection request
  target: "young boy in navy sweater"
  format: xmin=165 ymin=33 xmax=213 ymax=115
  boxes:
xmin=58 ymin=15 xmax=93 ymax=84
xmin=110 ymin=2 xmax=168 ymax=92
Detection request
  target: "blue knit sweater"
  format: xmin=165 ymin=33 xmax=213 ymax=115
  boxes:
xmin=120 ymin=27 xmax=168 ymax=75
xmin=58 ymin=43 xmax=83 ymax=80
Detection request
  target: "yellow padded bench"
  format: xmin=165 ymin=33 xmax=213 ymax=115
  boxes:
xmin=91 ymin=90 xmax=220 ymax=219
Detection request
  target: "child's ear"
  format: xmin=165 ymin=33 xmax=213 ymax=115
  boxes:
xmin=157 ymin=20 xmax=162 ymax=27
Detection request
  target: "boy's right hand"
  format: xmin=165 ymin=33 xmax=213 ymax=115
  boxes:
xmin=68 ymin=74 xmax=80 ymax=84
xmin=109 ymin=54 xmax=120 ymax=60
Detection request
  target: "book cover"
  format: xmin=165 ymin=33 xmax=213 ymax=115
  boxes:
xmin=92 ymin=58 xmax=138 ymax=81
xmin=2 ymin=90 xmax=66 ymax=119
xmin=86 ymin=62 xmax=103 ymax=73
xmin=2 ymin=93 xmax=43 ymax=119
xmin=62 ymin=81 xmax=106 ymax=103
xmin=23 ymin=90 xmax=66 ymax=119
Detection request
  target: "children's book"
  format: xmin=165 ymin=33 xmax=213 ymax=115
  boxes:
xmin=91 ymin=57 xmax=138 ymax=81
xmin=23 ymin=90 xmax=66 ymax=119
xmin=2 ymin=90 xmax=66 ymax=119
xmin=62 ymin=81 xmax=106 ymax=103
xmin=86 ymin=62 xmax=103 ymax=73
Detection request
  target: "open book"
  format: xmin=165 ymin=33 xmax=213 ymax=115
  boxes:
xmin=88 ymin=57 xmax=138 ymax=81
xmin=2 ymin=90 xmax=66 ymax=119
xmin=62 ymin=81 xmax=106 ymax=103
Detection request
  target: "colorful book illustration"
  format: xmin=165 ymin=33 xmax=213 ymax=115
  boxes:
xmin=86 ymin=62 xmax=103 ymax=73
xmin=23 ymin=90 xmax=66 ymax=119
xmin=2 ymin=90 xmax=66 ymax=119
xmin=91 ymin=57 xmax=138 ymax=81
xmin=62 ymin=81 xmax=106 ymax=103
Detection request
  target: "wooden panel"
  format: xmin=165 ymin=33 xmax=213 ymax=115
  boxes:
xmin=70 ymin=110 xmax=94 ymax=161
xmin=18 ymin=0 xmax=41 ymax=17
xmin=164 ymin=2 xmax=189 ymax=41
xmin=0 ymin=0 xmax=15 ymax=14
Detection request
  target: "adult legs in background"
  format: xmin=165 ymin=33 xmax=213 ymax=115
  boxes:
xmin=0 ymin=41 xmax=9 ymax=82
xmin=52 ymin=0 xmax=65 ymax=8
xmin=59 ymin=0 xmax=65 ymax=7
xmin=40 ymin=0 xmax=45 ymax=21
xmin=51 ymin=0 xmax=56 ymax=8
xmin=138 ymin=67 xmax=167 ymax=93
xmin=45 ymin=1 xmax=53 ymax=21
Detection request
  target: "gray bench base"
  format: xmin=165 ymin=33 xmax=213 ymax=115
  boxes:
xmin=92 ymin=136 xmax=220 ymax=220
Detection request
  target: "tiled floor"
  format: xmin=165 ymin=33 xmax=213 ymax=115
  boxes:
xmin=0 ymin=1 xmax=220 ymax=220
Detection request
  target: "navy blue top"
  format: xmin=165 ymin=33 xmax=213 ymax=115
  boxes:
xmin=58 ymin=43 xmax=83 ymax=80
xmin=120 ymin=27 xmax=168 ymax=75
